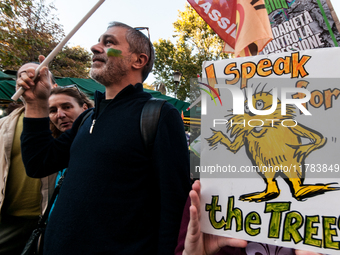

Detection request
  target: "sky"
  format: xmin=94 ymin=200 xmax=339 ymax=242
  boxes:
xmin=51 ymin=0 xmax=340 ymax=85
xmin=52 ymin=0 xmax=189 ymax=84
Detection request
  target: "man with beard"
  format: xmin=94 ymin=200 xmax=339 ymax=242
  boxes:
xmin=17 ymin=22 xmax=190 ymax=254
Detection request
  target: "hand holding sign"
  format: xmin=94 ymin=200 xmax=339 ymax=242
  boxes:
xmin=182 ymin=181 xmax=324 ymax=255
xmin=182 ymin=180 xmax=247 ymax=255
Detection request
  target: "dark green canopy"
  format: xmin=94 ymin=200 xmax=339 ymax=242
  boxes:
xmin=0 ymin=77 xmax=194 ymax=117
xmin=0 ymin=80 xmax=18 ymax=101
xmin=0 ymin=71 xmax=14 ymax=79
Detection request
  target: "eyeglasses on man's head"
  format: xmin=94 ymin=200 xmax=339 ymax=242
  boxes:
xmin=134 ymin=27 xmax=151 ymax=41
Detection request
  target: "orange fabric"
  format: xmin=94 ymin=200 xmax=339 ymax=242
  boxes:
xmin=188 ymin=0 xmax=273 ymax=57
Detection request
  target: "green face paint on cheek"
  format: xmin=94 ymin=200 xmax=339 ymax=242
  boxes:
xmin=107 ymin=48 xmax=122 ymax=57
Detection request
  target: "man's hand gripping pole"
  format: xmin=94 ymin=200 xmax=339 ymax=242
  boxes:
xmin=11 ymin=0 xmax=105 ymax=101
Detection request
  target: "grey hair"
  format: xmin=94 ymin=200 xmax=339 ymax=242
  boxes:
xmin=107 ymin=21 xmax=154 ymax=82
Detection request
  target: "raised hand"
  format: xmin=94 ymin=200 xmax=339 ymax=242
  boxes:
xmin=183 ymin=180 xmax=247 ymax=255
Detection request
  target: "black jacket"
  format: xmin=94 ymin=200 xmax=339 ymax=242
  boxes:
xmin=21 ymin=83 xmax=191 ymax=254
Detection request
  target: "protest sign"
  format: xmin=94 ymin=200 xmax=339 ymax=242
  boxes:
xmin=187 ymin=0 xmax=273 ymax=57
xmin=263 ymin=0 xmax=340 ymax=54
xmin=199 ymin=47 xmax=340 ymax=254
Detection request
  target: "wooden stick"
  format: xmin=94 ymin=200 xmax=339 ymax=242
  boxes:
xmin=12 ymin=0 xmax=105 ymax=101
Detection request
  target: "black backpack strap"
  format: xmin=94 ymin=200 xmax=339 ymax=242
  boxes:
xmin=140 ymin=98 xmax=166 ymax=152
xmin=78 ymin=109 xmax=94 ymax=132
xmin=37 ymin=170 xmax=67 ymax=227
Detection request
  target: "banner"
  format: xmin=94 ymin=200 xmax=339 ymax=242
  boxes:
xmin=262 ymin=0 xmax=340 ymax=54
xmin=199 ymin=47 xmax=340 ymax=254
xmin=187 ymin=0 xmax=273 ymax=57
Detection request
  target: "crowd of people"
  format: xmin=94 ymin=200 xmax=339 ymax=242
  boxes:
xmin=0 ymin=21 xmax=322 ymax=255
xmin=0 ymin=62 xmax=94 ymax=254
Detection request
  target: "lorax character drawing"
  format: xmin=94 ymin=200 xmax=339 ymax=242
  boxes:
xmin=206 ymin=85 xmax=339 ymax=202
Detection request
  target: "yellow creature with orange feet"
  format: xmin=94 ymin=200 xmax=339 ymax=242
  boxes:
xmin=206 ymin=87 xmax=339 ymax=202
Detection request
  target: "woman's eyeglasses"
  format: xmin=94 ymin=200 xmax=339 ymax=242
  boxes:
xmin=62 ymin=84 xmax=82 ymax=96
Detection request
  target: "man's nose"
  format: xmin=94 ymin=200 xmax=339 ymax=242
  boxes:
xmin=91 ymin=42 xmax=104 ymax=54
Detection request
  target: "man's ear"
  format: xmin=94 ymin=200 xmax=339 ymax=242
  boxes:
xmin=131 ymin=53 xmax=148 ymax=70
